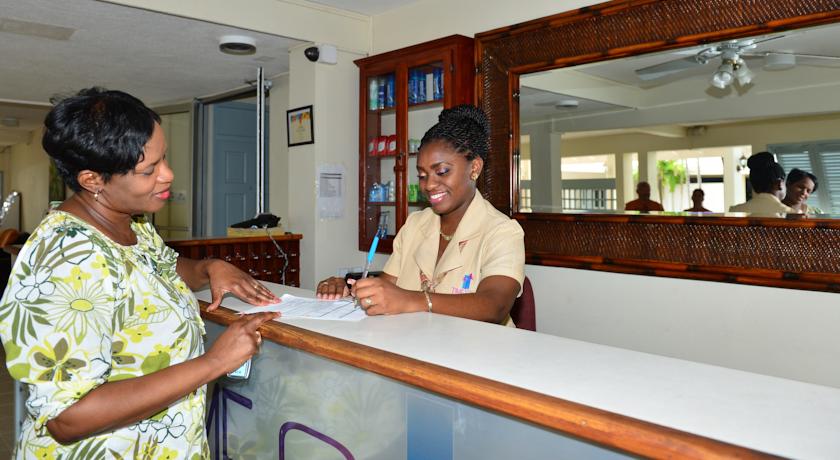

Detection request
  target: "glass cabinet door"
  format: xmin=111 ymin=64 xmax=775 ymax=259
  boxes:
xmin=357 ymin=35 xmax=474 ymax=253
xmin=406 ymin=61 xmax=445 ymax=218
xmin=362 ymin=71 xmax=398 ymax=245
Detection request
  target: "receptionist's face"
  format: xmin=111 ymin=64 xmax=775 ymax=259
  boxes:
xmin=787 ymin=177 xmax=816 ymax=205
xmin=417 ymin=139 xmax=482 ymax=217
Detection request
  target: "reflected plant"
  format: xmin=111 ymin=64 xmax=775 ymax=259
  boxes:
xmin=657 ymin=160 xmax=687 ymax=192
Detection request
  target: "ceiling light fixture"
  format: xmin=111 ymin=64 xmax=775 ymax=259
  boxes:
xmin=219 ymin=35 xmax=256 ymax=55
xmin=709 ymin=50 xmax=754 ymax=89
xmin=710 ymin=60 xmax=734 ymax=89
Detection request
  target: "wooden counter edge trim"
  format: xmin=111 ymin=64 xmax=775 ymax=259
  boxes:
xmin=201 ymin=305 xmax=779 ymax=459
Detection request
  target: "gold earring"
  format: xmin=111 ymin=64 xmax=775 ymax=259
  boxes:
xmin=470 ymin=173 xmax=478 ymax=181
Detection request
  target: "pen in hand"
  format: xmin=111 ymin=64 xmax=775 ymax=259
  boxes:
xmin=355 ymin=227 xmax=385 ymax=308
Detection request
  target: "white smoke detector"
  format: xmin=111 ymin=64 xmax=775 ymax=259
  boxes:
xmin=219 ymin=35 xmax=256 ymax=55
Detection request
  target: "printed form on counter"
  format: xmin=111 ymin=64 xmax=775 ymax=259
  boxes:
xmin=242 ymin=294 xmax=366 ymax=321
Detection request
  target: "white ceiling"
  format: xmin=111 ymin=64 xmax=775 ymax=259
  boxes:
xmin=0 ymin=0 xmax=310 ymax=145
xmin=520 ymin=22 xmax=840 ymax=133
xmin=309 ymin=0 xmax=418 ymax=15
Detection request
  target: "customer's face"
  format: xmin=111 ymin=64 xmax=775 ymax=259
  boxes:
xmin=417 ymin=139 xmax=481 ymax=217
xmin=787 ymin=177 xmax=815 ymax=205
xmin=103 ymin=123 xmax=174 ymax=214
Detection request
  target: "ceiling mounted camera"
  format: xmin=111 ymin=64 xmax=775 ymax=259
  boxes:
xmin=304 ymin=44 xmax=337 ymax=64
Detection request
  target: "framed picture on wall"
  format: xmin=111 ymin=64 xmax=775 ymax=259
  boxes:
xmin=287 ymin=105 xmax=314 ymax=147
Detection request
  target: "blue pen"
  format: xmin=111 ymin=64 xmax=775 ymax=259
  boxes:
xmin=356 ymin=227 xmax=385 ymax=308
xmin=362 ymin=227 xmax=385 ymax=279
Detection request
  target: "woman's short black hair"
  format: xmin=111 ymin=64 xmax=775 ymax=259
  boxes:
xmin=786 ymin=168 xmax=819 ymax=193
xmin=420 ymin=104 xmax=490 ymax=161
xmin=42 ymin=87 xmax=161 ymax=191
xmin=747 ymin=151 xmax=786 ymax=194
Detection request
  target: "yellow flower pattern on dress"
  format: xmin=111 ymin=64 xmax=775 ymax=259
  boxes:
xmin=138 ymin=298 xmax=158 ymax=319
xmin=125 ymin=324 xmax=153 ymax=343
xmin=34 ymin=444 xmax=56 ymax=460
xmin=0 ymin=212 xmax=208 ymax=459
xmin=63 ymin=266 xmax=91 ymax=290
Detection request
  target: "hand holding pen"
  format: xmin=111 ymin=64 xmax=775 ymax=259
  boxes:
xmin=354 ymin=226 xmax=385 ymax=308
xmin=316 ymin=226 xmax=386 ymax=300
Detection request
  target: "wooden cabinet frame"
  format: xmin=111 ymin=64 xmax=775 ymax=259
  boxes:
xmin=355 ymin=35 xmax=474 ymax=253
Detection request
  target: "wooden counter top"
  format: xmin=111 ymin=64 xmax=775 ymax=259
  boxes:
xmin=197 ymin=284 xmax=840 ymax=459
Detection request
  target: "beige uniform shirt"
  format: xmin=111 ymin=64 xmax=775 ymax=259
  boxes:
xmin=383 ymin=192 xmax=525 ymax=324
xmin=729 ymin=193 xmax=793 ymax=217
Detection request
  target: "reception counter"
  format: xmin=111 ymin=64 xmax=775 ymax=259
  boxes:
xmin=196 ymin=284 xmax=840 ymax=459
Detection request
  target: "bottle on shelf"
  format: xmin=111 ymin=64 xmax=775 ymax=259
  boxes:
xmin=368 ymin=78 xmax=378 ymax=111
xmin=386 ymin=74 xmax=395 ymax=108
xmin=417 ymin=70 xmax=426 ymax=102
xmin=433 ymin=68 xmax=443 ymax=100
xmin=409 ymin=70 xmax=418 ymax=104
xmin=377 ymin=77 xmax=386 ymax=110
xmin=370 ymin=183 xmax=381 ymax=202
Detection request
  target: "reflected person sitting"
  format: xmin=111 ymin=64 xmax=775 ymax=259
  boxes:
xmin=729 ymin=152 xmax=793 ymax=217
xmin=0 ymin=88 xmax=280 ymax=457
xmin=783 ymin=168 xmax=822 ymax=215
xmin=624 ymin=181 xmax=664 ymax=212
xmin=684 ymin=188 xmax=711 ymax=212
xmin=317 ymin=105 xmax=525 ymax=325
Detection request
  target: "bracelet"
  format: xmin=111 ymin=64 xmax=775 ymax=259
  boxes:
xmin=422 ymin=290 xmax=433 ymax=313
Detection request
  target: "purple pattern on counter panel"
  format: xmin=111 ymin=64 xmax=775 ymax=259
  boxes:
xmin=279 ymin=421 xmax=355 ymax=460
xmin=206 ymin=383 xmax=253 ymax=459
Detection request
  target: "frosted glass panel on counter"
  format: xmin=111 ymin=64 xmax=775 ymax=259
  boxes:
xmin=205 ymin=322 xmax=630 ymax=460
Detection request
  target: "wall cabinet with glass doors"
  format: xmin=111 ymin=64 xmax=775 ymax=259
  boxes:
xmin=355 ymin=35 xmax=474 ymax=253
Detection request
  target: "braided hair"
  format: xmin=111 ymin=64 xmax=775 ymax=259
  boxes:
xmin=747 ymin=151 xmax=785 ymax=194
xmin=420 ymin=104 xmax=490 ymax=161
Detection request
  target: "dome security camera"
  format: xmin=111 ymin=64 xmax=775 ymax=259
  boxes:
xmin=304 ymin=46 xmax=320 ymax=62
xmin=303 ymin=44 xmax=337 ymax=64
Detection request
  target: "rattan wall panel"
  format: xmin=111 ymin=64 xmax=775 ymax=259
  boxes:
xmin=523 ymin=220 xmax=840 ymax=273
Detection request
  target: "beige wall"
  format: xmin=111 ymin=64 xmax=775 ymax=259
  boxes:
xmin=561 ymin=112 xmax=840 ymax=157
xmin=156 ymin=111 xmax=192 ymax=239
xmin=371 ymin=0 xmax=594 ymax=53
xmin=8 ymin=137 xmax=50 ymax=232
xmin=268 ymin=74 xmax=290 ymax=223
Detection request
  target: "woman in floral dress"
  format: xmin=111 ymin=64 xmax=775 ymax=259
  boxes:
xmin=0 ymin=88 xmax=279 ymax=459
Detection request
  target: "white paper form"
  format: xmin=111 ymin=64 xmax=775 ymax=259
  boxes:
xmin=242 ymin=294 xmax=366 ymax=321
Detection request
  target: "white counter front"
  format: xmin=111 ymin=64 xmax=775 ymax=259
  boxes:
xmin=196 ymin=283 xmax=840 ymax=459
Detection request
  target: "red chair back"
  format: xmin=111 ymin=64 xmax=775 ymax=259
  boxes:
xmin=510 ymin=276 xmax=536 ymax=331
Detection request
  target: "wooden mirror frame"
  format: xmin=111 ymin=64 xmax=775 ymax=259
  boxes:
xmin=475 ymin=0 xmax=840 ymax=292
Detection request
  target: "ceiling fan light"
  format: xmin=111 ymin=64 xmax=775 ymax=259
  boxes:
xmin=710 ymin=65 xmax=733 ymax=89
xmin=734 ymin=62 xmax=755 ymax=85
xmin=764 ymin=53 xmax=795 ymax=71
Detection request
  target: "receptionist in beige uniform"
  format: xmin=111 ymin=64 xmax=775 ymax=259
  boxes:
xmin=317 ymin=105 xmax=524 ymax=325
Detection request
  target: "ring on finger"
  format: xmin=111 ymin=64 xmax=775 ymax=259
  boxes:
xmin=364 ymin=297 xmax=373 ymax=306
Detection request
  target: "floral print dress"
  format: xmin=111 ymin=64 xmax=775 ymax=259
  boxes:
xmin=0 ymin=211 xmax=208 ymax=459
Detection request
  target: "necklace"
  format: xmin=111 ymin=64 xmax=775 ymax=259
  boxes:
xmin=439 ymin=231 xmax=453 ymax=241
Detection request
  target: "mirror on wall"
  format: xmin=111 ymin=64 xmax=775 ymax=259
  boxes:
xmin=518 ymin=22 xmax=840 ymax=217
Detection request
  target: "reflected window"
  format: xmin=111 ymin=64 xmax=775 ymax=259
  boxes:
xmin=560 ymin=154 xmax=616 ymax=210
xmin=772 ymin=140 xmax=840 ymax=213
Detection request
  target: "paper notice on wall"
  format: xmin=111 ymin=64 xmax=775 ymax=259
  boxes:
xmin=317 ymin=164 xmax=345 ymax=219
